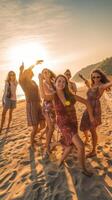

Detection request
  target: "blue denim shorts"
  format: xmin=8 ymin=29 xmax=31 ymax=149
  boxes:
xmin=3 ymin=97 xmax=16 ymax=109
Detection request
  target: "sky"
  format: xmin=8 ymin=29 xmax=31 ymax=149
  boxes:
xmin=0 ymin=0 xmax=112 ymax=77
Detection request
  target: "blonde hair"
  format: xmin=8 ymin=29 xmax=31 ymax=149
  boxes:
xmin=42 ymin=68 xmax=56 ymax=81
xmin=6 ymin=71 xmax=17 ymax=84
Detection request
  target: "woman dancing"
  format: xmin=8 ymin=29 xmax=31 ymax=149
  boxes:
xmin=64 ymin=69 xmax=77 ymax=94
xmin=41 ymin=74 xmax=95 ymax=176
xmin=0 ymin=71 xmax=18 ymax=133
xmin=19 ymin=61 xmax=45 ymax=148
xmin=79 ymin=69 xmax=112 ymax=157
xmin=39 ymin=68 xmax=56 ymax=157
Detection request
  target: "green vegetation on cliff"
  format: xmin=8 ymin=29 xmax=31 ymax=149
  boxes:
xmin=73 ymin=57 xmax=112 ymax=81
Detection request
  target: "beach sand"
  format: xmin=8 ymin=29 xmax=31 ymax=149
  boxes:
xmin=0 ymin=88 xmax=112 ymax=200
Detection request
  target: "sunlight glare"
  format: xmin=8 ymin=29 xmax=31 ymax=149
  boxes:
xmin=9 ymin=42 xmax=48 ymax=68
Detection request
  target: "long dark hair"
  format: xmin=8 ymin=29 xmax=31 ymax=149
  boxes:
xmin=91 ymin=69 xmax=110 ymax=85
xmin=55 ymin=74 xmax=76 ymax=104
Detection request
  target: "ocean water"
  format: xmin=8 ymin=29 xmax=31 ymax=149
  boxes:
xmin=0 ymin=84 xmax=25 ymax=105
xmin=0 ymin=70 xmax=84 ymax=105
xmin=0 ymin=71 xmax=24 ymax=105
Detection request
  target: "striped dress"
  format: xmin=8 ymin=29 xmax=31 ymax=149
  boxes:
xmin=20 ymin=78 xmax=44 ymax=126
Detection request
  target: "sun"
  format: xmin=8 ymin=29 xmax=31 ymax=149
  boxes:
xmin=8 ymin=42 xmax=48 ymax=68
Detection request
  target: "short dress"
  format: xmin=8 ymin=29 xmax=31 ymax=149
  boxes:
xmin=42 ymin=80 xmax=56 ymax=122
xmin=26 ymin=101 xmax=44 ymax=126
xmin=2 ymin=81 xmax=17 ymax=109
xmin=42 ymin=100 xmax=55 ymax=122
xmin=54 ymin=94 xmax=78 ymax=146
xmin=80 ymin=87 xmax=101 ymax=131
xmin=20 ymin=78 xmax=44 ymax=126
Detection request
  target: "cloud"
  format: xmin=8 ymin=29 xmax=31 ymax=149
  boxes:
xmin=0 ymin=0 xmax=72 ymax=68
xmin=0 ymin=0 xmax=112 ymax=73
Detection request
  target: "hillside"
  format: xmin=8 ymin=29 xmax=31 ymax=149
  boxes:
xmin=73 ymin=57 xmax=112 ymax=82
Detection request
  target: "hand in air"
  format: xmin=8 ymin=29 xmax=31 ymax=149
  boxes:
xmin=36 ymin=60 xmax=44 ymax=65
xmin=38 ymin=73 xmax=42 ymax=80
xmin=30 ymin=64 xmax=35 ymax=69
xmin=20 ymin=63 xmax=24 ymax=72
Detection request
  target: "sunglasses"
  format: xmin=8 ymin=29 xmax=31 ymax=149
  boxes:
xmin=92 ymin=76 xmax=101 ymax=79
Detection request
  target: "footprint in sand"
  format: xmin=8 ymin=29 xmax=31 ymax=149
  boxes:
xmin=32 ymin=183 xmax=40 ymax=190
xmin=0 ymin=163 xmax=6 ymax=168
xmin=103 ymin=153 xmax=110 ymax=158
xmin=20 ymin=160 xmax=31 ymax=165
xmin=107 ymin=159 xmax=112 ymax=166
xmin=105 ymin=142 xmax=111 ymax=145
xmin=97 ymin=145 xmax=103 ymax=151
xmin=0 ymin=173 xmax=11 ymax=184
xmin=0 ymin=171 xmax=17 ymax=190
xmin=16 ymin=144 xmax=24 ymax=149
xmin=9 ymin=171 xmax=17 ymax=181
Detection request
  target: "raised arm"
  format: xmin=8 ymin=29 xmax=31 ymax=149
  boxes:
xmin=72 ymin=82 xmax=77 ymax=93
xmin=38 ymin=74 xmax=54 ymax=101
xmin=99 ymin=81 xmax=112 ymax=92
xmin=75 ymin=95 xmax=94 ymax=124
xmin=68 ymin=81 xmax=77 ymax=94
xmin=19 ymin=64 xmax=24 ymax=83
xmin=75 ymin=95 xmax=87 ymax=105
xmin=28 ymin=60 xmax=44 ymax=70
xmin=79 ymin=73 xmax=90 ymax=88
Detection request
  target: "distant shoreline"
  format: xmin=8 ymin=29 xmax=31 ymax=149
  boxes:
xmin=0 ymin=82 xmax=85 ymax=108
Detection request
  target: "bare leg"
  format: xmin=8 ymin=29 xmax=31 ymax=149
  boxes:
xmin=47 ymin=124 xmax=54 ymax=152
xmin=87 ymin=128 xmax=97 ymax=157
xmin=72 ymin=134 xmax=92 ymax=176
xmin=44 ymin=113 xmax=54 ymax=154
xmin=40 ymin=125 xmax=48 ymax=139
xmin=58 ymin=146 xmax=72 ymax=167
xmin=39 ymin=119 xmax=46 ymax=132
xmin=0 ymin=107 xmax=8 ymax=133
xmin=83 ymin=130 xmax=89 ymax=144
xmin=7 ymin=108 xmax=14 ymax=129
xmin=31 ymin=125 xmax=38 ymax=147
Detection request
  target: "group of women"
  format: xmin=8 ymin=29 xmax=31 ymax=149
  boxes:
xmin=0 ymin=60 xmax=112 ymax=177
